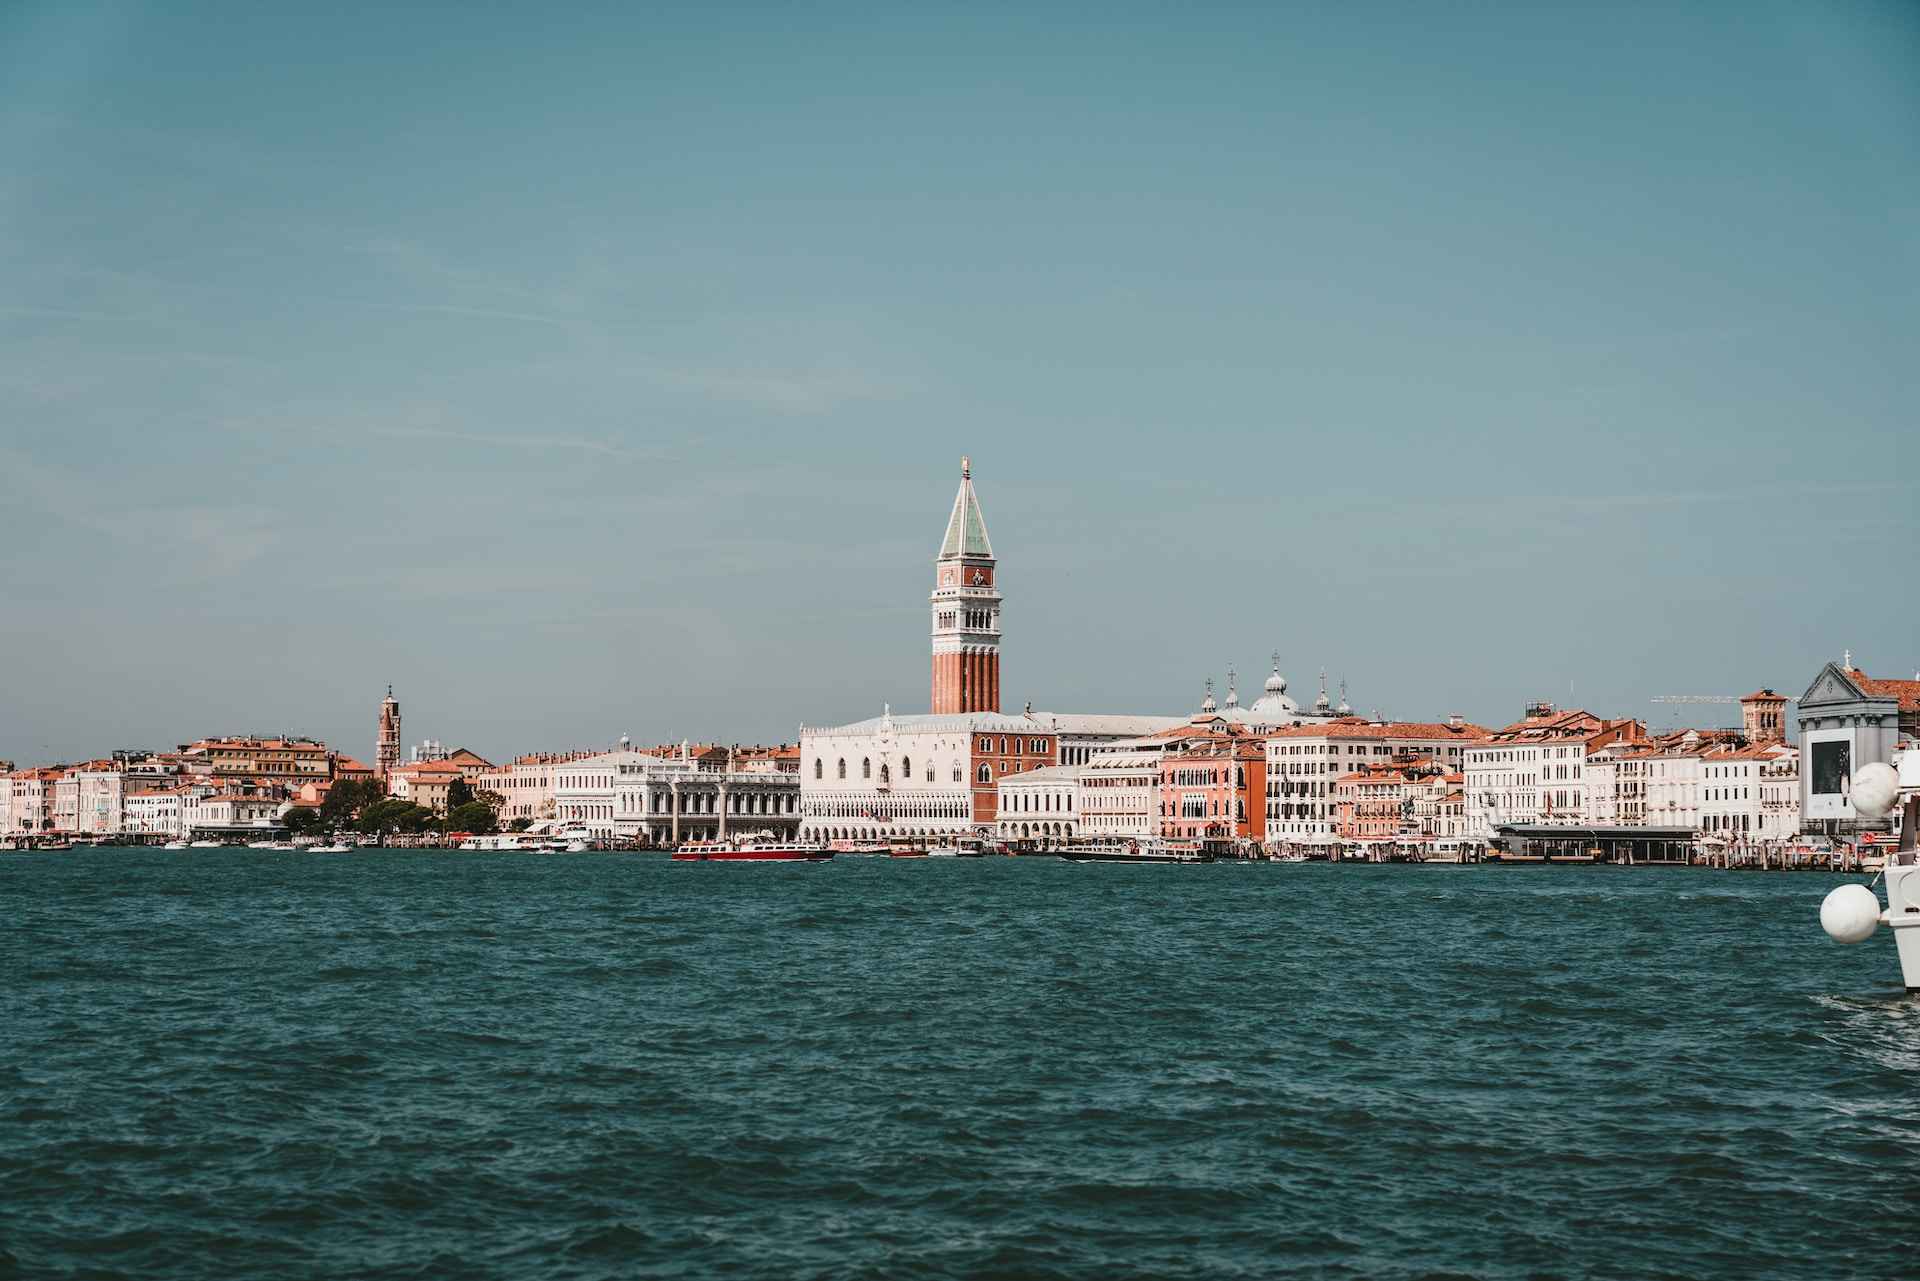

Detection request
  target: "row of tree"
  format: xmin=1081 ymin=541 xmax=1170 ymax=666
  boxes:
xmin=284 ymin=776 xmax=505 ymax=837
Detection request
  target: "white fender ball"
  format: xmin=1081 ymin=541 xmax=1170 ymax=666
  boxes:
xmin=1850 ymin=761 xmax=1900 ymax=819
xmin=1821 ymin=883 xmax=1882 ymax=944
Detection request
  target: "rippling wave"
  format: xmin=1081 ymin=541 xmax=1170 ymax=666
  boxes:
xmin=4 ymin=851 xmax=1917 ymax=1278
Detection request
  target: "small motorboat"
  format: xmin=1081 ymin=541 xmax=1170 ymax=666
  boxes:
xmin=309 ymin=843 xmax=352 ymax=853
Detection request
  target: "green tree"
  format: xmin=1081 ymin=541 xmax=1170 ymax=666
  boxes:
xmin=446 ymin=777 xmax=475 ymax=811
xmin=508 ymin=817 xmax=533 ymax=832
xmin=357 ymin=798 xmax=437 ymax=836
xmin=283 ymin=807 xmax=323 ymax=836
xmin=446 ymin=801 xmax=497 ymax=835
xmin=321 ymin=778 xmax=385 ymax=827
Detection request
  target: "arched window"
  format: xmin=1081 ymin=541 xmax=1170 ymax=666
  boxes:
xmin=978 ymin=764 xmax=992 ymax=784
xmin=813 ymin=759 xmax=823 ymax=780
xmin=837 ymin=759 xmax=846 ymax=780
xmin=879 ymin=764 xmax=890 ymax=784
xmin=925 ymin=766 xmax=934 ymax=782
xmin=862 ymin=758 xmax=871 ymax=779
xmin=902 ymin=757 xmax=911 ymax=779
xmin=952 ymin=765 xmax=962 ymax=783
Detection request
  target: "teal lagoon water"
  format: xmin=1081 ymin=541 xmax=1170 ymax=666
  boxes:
xmin=5 ymin=851 xmax=1920 ymax=1279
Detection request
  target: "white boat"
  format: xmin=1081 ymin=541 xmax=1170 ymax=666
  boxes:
xmin=927 ymin=837 xmax=991 ymax=857
xmin=564 ymin=840 xmax=590 ymax=853
xmin=309 ymin=843 xmax=351 ymax=853
xmin=162 ymin=841 xmax=189 ymax=850
xmin=458 ymin=834 xmax=539 ymax=852
xmin=1056 ymin=838 xmax=1215 ymax=864
xmin=188 ymin=840 xmax=223 ymax=848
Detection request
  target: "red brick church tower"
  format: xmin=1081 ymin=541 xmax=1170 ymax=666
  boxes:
xmin=930 ymin=457 xmax=1001 ymax=714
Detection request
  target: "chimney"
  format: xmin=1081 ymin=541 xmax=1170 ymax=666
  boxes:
xmin=1448 ymin=713 xmax=1464 ymax=730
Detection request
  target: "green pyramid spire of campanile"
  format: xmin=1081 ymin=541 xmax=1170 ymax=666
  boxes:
xmin=938 ymin=456 xmax=994 ymax=560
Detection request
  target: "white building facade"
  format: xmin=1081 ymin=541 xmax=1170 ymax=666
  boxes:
xmin=800 ymin=709 xmax=1059 ymax=843
xmin=125 ymin=788 xmax=188 ymax=838
xmin=996 ymin=764 xmax=1084 ymax=841
xmin=1079 ymin=750 xmax=1162 ymax=839
xmin=553 ymin=749 xmax=802 ymax=844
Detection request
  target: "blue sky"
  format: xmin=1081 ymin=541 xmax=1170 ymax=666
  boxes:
xmin=3 ymin=1 xmax=1916 ymax=764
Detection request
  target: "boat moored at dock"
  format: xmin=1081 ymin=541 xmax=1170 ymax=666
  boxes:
xmin=1053 ymin=838 xmax=1215 ymax=864
xmin=673 ymin=834 xmax=834 ymax=862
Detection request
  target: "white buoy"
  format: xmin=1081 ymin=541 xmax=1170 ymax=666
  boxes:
xmin=1821 ymin=883 xmax=1882 ymax=944
xmin=1850 ymin=761 xmax=1900 ymax=819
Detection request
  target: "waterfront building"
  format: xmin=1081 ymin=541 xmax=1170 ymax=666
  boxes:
xmin=52 ymin=771 xmax=78 ymax=833
xmin=388 ymin=760 xmax=466 ymax=813
xmin=183 ymin=786 xmax=283 ymax=837
xmin=474 ymin=751 xmax=598 ymax=824
xmin=74 ymin=763 xmax=127 ymax=835
xmin=1333 ymin=757 xmax=1448 ymax=847
xmin=6 ymin=769 xmax=57 ymax=833
xmin=800 ymin=707 xmax=1054 ymax=841
xmin=376 ymin=686 xmax=402 ymax=782
xmin=996 ymin=764 xmax=1085 ymax=842
xmin=181 ymin=737 xmax=329 ymax=785
xmin=1079 ymin=750 xmax=1162 ymax=839
xmin=1697 ymin=743 xmax=1800 ymax=845
xmin=125 ymin=787 xmax=189 ymax=838
xmin=1462 ymin=706 xmax=1641 ymax=839
xmin=930 ymin=457 xmax=1002 ymax=715
xmin=1797 ymin=656 xmax=1920 ymax=836
xmin=1159 ymin=735 xmax=1267 ymax=842
xmin=0 ymin=777 xmax=10 ymax=834
xmin=1643 ymin=746 xmax=1705 ymax=831
xmin=552 ymin=746 xmax=802 ymax=843
xmin=1409 ymin=772 xmax=1469 ymax=845
xmin=1267 ymin=718 xmax=1491 ymax=849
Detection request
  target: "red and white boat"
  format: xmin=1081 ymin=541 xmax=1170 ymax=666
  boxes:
xmin=672 ymin=834 xmax=833 ymax=863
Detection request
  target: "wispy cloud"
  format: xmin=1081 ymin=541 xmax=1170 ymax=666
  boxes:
xmin=0 ymin=446 xmax=281 ymax=574
xmin=350 ymin=301 xmax=574 ymax=328
xmin=370 ymin=425 xmax=667 ymax=461
xmin=642 ymin=363 xmax=908 ymax=414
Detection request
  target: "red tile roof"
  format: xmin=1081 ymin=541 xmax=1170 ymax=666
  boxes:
xmin=1848 ymin=669 xmax=1920 ymax=713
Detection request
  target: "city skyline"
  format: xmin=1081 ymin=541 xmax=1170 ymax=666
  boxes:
xmin=4 ymin=2 xmax=1917 ymax=762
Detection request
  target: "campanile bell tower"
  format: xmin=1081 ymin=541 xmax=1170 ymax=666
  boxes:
xmin=931 ymin=457 xmax=1001 ymax=714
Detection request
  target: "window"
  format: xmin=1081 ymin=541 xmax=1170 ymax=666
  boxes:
xmin=979 ymin=764 xmax=992 ymax=784
xmin=837 ymin=759 xmax=846 ymax=780
xmin=813 ymin=759 xmax=823 ymax=780
xmin=862 ymin=758 xmax=871 ymax=779
xmin=952 ymin=765 xmax=962 ymax=783
xmin=902 ymin=757 xmax=911 ymax=778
